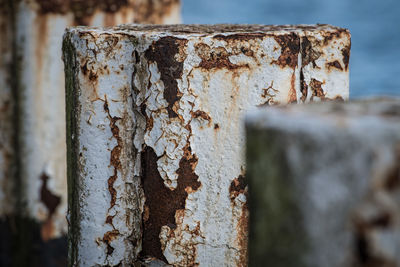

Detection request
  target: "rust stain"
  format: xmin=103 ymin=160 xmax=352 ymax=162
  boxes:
xmin=326 ymin=60 xmax=343 ymax=71
xmin=229 ymin=175 xmax=249 ymax=267
xmin=229 ymin=175 xmax=247 ymax=201
xmin=288 ymin=73 xmax=297 ymax=103
xmin=35 ymin=0 xmax=130 ymax=25
xmin=191 ymin=110 xmax=212 ymax=122
xmin=132 ymin=0 xmax=180 ymax=24
xmin=160 ymin=210 xmax=202 ymax=266
xmin=322 ymin=28 xmax=349 ymax=46
xmin=145 ymin=36 xmax=188 ymax=118
xmin=259 ymin=81 xmax=279 ymax=106
xmin=213 ymin=32 xmax=266 ymax=42
xmin=341 ymin=44 xmax=351 ymax=71
xmin=236 ymin=203 xmax=249 ymax=267
xmin=103 ymin=229 xmax=120 ymax=255
xmin=301 ymin=36 xmax=321 ymax=68
xmin=196 ymin=43 xmax=248 ymax=70
xmin=309 ymin=78 xmax=326 ymax=101
xmin=141 ymin=144 xmax=201 ymax=262
xmin=272 ymin=33 xmax=300 ymax=69
xmin=103 ymin=96 xmax=122 ymax=233
xmin=300 ymin=69 xmax=308 ymax=102
xmin=40 ymin=173 xmax=61 ymax=241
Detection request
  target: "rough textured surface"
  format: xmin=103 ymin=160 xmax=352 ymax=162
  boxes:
xmin=0 ymin=1 xmax=181 ymax=266
xmin=64 ymin=24 xmax=349 ymax=266
xmin=16 ymin=0 xmax=181 ymax=244
xmin=246 ymin=99 xmax=400 ymax=267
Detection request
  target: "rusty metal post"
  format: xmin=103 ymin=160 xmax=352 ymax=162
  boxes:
xmin=246 ymin=99 xmax=400 ymax=267
xmin=64 ymin=24 xmax=350 ymax=266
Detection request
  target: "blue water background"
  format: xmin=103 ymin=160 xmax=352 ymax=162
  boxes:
xmin=182 ymin=0 xmax=400 ymax=99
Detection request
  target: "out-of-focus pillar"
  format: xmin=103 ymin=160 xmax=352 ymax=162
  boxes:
xmin=64 ymin=24 xmax=350 ymax=266
xmin=246 ymin=99 xmax=400 ymax=267
xmin=15 ymin=0 xmax=181 ymax=243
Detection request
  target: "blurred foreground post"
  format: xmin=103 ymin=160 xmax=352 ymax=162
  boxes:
xmin=64 ymin=24 xmax=349 ymax=266
xmin=1 ymin=0 xmax=181 ymax=266
xmin=246 ymin=99 xmax=400 ymax=266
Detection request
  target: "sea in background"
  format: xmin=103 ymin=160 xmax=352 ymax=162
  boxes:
xmin=182 ymin=0 xmax=400 ymax=99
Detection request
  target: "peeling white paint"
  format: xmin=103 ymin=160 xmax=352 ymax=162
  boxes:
xmin=65 ymin=24 xmax=349 ymax=266
xmin=15 ymin=0 xmax=181 ymax=242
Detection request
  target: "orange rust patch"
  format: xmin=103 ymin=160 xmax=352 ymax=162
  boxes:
xmin=229 ymin=175 xmax=247 ymax=201
xmin=103 ymin=96 xmax=122 ymax=230
xmin=141 ymin=144 xmax=201 ymax=262
xmin=259 ymin=81 xmax=279 ymax=106
xmin=145 ymin=36 xmax=188 ymax=119
xmin=229 ymin=175 xmax=249 ymax=267
xmin=40 ymin=173 xmax=61 ymax=241
xmin=300 ymin=70 xmax=308 ymax=102
xmin=195 ymin=43 xmax=248 ymax=70
xmin=323 ymin=28 xmax=350 ymax=46
xmin=272 ymin=33 xmax=300 ymax=69
xmin=326 ymin=60 xmax=343 ymax=71
xmin=191 ymin=110 xmax=212 ymax=122
xmin=309 ymin=78 xmax=326 ymax=100
xmin=35 ymin=0 xmax=133 ymax=25
xmin=131 ymin=0 xmax=180 ymax=24
xmin=103 ymin=229 xmax=120 ymax=255
xmin=288 ymin=74 xmax=297 ymax=103
xmin=341 ymin=44 xmax=351 ymax=71
xmin=41 ymin=219 xmax=55 ymax=242
xmin=236 ymin=203 xmax=249 ymax=267
xmin=301 ymin=36 xmax=321 ymax=68
xmin=213 ymin=32 xmax=266 ymax=42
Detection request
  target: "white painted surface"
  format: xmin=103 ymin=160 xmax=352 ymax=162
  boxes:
xmin=65 ymin=24 xmax=349 ymax=266
xmin=15 ymin=0 xmax=181 ymax=241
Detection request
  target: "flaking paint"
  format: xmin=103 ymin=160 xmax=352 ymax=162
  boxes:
xmin=64 ymin=24 xmax=350 ymax=266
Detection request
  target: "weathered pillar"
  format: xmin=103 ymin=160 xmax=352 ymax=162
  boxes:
xmin=15 ymin=0 xmax=181 ymax=242
xmin=246 ymin=99 xmax=400 ymax=267
xmin=0 ymin=0 xmax=180 ymax=266
xmin=0 ymin=0 xmax=16 ymax=265
xmin=0 ymin=0 xmax=181 ymax=266
xmin=63 ymin=24 xmax=350 ymax=266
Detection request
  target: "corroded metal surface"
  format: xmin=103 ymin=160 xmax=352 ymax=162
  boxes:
xmin=15 ymin=0 xmax=181 ymax=244
xmin=64 ymin=24 xmax=350 ymax=266
xmin=246 ymin=99 xmax=400 ymax=267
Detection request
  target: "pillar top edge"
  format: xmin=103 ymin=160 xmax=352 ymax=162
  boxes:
xmin=65 ymin=23 xmax=350 ymax=37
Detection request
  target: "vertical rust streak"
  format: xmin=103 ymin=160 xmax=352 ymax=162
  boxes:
xmin=141 ymin=145 xmax=200 ymax=262
xmin=145 ymin=36 xmax=187 ymax=118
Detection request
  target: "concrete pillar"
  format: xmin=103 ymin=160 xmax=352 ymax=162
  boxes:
xmin=64 ymin=24 xmax=350 ymax=266
xmin=246 ymin=99 xmax=400 ymax=267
